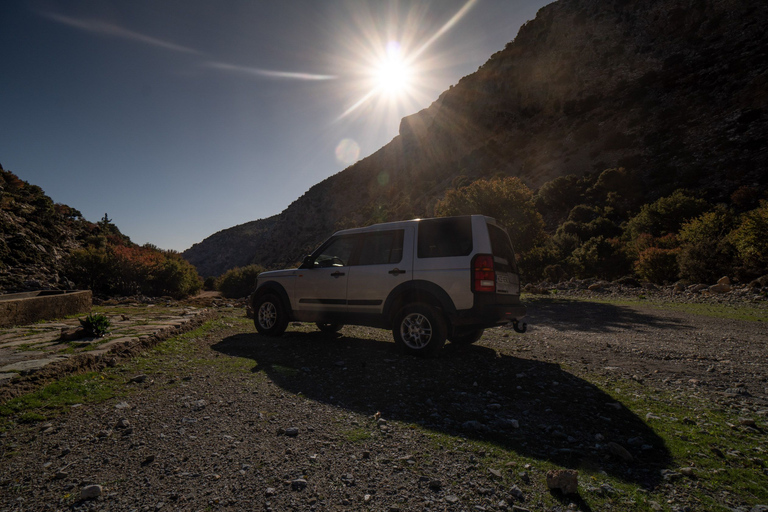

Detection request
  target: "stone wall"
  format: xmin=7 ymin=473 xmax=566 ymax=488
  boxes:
xmin=0 ymin=290 xmax=92 ymax=328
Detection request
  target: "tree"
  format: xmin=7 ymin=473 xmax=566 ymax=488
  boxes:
xmin=625 ymin=189 xmax=709 ymax=240
xmin=677 ymin=207 xmax=735 ymax=283
xmin=730 ymin=200 xmax=768 ymax=278
xmin=434 ymin=177 xmax=546 ymax=253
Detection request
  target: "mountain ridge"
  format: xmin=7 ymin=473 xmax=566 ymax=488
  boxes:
xmin=189 ymin=0 xmax=764 ymax=276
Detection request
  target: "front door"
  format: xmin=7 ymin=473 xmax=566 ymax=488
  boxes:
xmin=293 ymin=235 xmax=356 ymax=314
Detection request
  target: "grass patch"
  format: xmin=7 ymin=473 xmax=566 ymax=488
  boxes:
xmin=525 ymin=295 xmax=768 ymax=322
xmin=0 ymin=317 xmax=228 ymax=430
xmin=343 ymin=427 xmax=372 ymax=443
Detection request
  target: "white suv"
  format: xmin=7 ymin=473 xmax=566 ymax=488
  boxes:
xmin=251 ymin=215 xmax=526 ymax=356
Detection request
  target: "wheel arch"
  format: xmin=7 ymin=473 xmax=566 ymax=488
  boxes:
xmin=252 ymin=281 xmax=292 ymax=314
xmin=383 ymin=280 xmax=457 ymax=327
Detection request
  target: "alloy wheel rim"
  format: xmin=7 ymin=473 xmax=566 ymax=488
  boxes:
xmin=258 ymin=302 xmax=276 ymax=329
xmin=400 ymin=313 xmax=432 ymax=349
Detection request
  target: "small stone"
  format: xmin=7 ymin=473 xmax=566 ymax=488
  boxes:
xmin=739 ymin=418 xmax=757 ymax=427
xmin=284 ymin=427 xmax=299 ymax=437
xmin=509 ymin=485 xmax=524 ymax=499
xmin=265 ymin=487 xmax=276 ymax=497
xmin=80 ymin=484 xmax=103 ymax=499
xmin=645 ymin=412 xmax=661 ymax=421
xmin=429 ymin=479 xmax=442 ymax=490
xmin=115 ymin=418 xmax=130 ymax=429
xmin=607 ymin=442 xmax=633 ymax=462
xmin=660 ymin=469 xmax=682 ymax=481
xmin=291 ymin=478 xmax=307 ymax=491
xmin=489 ymin=468 xmax=503 ymax=479
xmin=115 ymin=401 xmax=130 ymax=410
xmin=445 ymin=495 xmax=459 ymax=504
xmin=546 ymin=469 xmax=578 ymax=495
xmin=462 ymin=420 xmax=490 ymax=432
xmin=679 ymin=467 xmax=696 ymax=477
xmin=130 ymin=374 xmax=148 ymax=383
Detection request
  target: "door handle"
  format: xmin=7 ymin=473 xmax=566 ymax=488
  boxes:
xmin=331 ymin=271 xmax=345 ymax=278
xmin=388 ymin=268 xmax=406 ymax=275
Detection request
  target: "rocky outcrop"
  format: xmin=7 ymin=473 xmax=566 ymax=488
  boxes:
xmin=184 ymin=0 xmax=768 ymax=275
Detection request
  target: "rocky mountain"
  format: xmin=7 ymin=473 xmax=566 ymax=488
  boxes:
xmin=0 ymin=165 xmax=94 ymax=292
xmin=183 ymin=0 xmax=767 ymax=277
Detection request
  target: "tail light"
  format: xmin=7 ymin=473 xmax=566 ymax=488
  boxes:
xmin=472 ymin=254 xmax=495 ymax=293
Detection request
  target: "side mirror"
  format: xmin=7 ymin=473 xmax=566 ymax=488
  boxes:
xmin=300 ymin=255 xmax=314 ymax=269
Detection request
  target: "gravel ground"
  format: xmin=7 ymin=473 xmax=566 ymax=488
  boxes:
xmin=1 ymin=297 xmax=767 ymax=512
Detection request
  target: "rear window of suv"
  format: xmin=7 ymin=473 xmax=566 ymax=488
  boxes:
xmin=487 ymin=224 xmax=518 ymax=273
xmin=417 ymin=217 xmax=473 ymax=258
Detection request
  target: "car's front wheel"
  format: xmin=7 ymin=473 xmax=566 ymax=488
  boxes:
xmin=253 ymin=293 xmax=288 ymax=336
xmin=392 ymin=303 xmax=446 ymax=357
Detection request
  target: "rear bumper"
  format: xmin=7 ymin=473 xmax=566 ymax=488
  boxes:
xmin=452 ymin=294 xmax=526 ymax=328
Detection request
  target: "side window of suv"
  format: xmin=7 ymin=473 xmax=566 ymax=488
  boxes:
xmin=358 ymin=230 xmax=404 ymax=266
xmin=417 ymin=217 xmax=473 ymax=258
xmin=313 ymin=236 xmax=357 ymax=267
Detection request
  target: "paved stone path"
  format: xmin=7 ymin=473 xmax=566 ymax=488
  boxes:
xmin=0 ymin=306 xmax=210 ymax=386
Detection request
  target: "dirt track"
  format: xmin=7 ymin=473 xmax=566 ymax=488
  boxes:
xmin=1 ymin=298 xmax=766 ymax=511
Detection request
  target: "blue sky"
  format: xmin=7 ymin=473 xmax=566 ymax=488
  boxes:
xmin=1 ymin=0 xmax=550 ymax=251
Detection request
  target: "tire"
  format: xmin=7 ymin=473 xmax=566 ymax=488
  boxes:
xmin=316 ymin=322 xmax=344 ymax=333
xmin=449 ymin=328 xmax=485 ymax=346
xmin=392 ymin=303 xmax=447 ymax=357
xmin=253 ymin=293 xmax=289 ymax=336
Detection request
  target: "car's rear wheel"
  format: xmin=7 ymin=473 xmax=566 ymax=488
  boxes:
xmin=316 ymin=322 xmax=344 ymax=333
xmin=392 ymin=303 xmax=446 ymax=357
xmin=253 ymin=293 xmax=288 ymax=336
xmin=449 ymin=328 xmax=485 ymax=345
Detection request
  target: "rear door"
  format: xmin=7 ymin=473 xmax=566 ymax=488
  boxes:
xmin=486 ymin=223 xmax=520 ymax=295
xmin=346 ymin=227 xmax=412 ymax=315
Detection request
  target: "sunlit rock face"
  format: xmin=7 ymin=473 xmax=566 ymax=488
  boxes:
xmin=183 ymin=0 xmax=768 ymax=276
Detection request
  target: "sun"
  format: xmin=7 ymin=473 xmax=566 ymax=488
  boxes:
xmin=373 ymin=41 xmax=412 ymax=96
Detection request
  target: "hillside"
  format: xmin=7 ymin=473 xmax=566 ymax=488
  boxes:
xmin=0 ymin=165 xmax=93 ymax=292
xmin=0 ymin=165 xmax=201 ymax=297
xmin=185 ymin=0 xmax=767 ymax=277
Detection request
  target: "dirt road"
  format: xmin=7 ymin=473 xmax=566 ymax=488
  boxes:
xmin=1 ymin=298 xmax=766 ymax=511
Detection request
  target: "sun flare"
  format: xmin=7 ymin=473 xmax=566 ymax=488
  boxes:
xmin=374 ymin=41 xmax=412 ymax=95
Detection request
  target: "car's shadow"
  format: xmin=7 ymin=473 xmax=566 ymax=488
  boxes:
xmin=213 ymin=326 xmax=673 ymax=489
xmin=523 ymin=297 xmax=694 ymax=333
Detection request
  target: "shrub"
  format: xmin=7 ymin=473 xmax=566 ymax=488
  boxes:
xmin=625 ymin=189 xmax=709 ymax=240
xmin=677 ymin=207 xmax=735 ymax=283
xmin=80 ymin=313 xmax=111 ymax=337
xmin=569 ymin=236 xmax=631 ymax=280
xmin=216 ymin=264 xmax=265 ymax=298
xmin=729 ymin=200 xmax=768 ymax=278
xmin=148 ymin=254 xmax=203 ymax=299
xmin=635 ymin=247 xmax=680 ymax=284
xmin=64 ymin=244 xmax=201 ymax=298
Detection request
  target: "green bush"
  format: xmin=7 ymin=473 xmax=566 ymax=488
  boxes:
xmin=729 ymin=200 xmax=768 ymax=278
xmin=677 ymin=207 xmax=735 ymax=283
xmin=569 ymin=236 xmax=631 ymax=280
xmin=80 ymin=313 xmax=111 ymax=337
xmin=625 ymin=189 xmax=709 ymax=240
xmin=635 ymin=247 xmax=680 ymax=284
xmin=148 ymin=253 xmax=202 ymax=299
xmin=216 ymin=264 xmax=265 ymax=298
